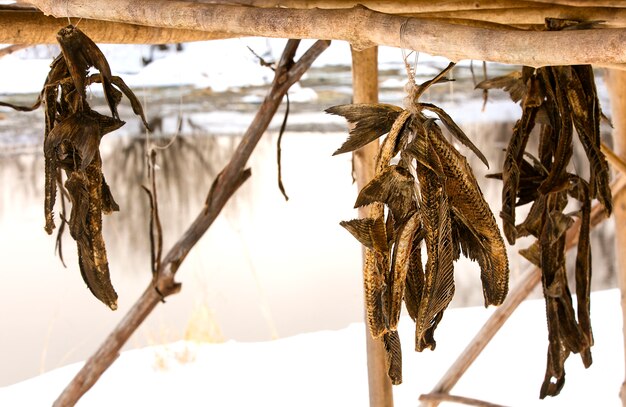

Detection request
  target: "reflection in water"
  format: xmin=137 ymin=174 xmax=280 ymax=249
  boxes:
xmin=103 ymin=129 xmax=238 ymax=269
xmin=0 ymin=127 xmax=367 ymax=386
xmin=0 ymin=129 xmax=243 ymax=386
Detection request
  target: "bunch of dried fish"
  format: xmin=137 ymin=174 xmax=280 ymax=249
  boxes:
xmin=476 ymin=18 xmax=611 ymax=398
xmin=0 ymin=25 xmax=148 ymax=310
xmin=327 ymin=63 xmax=509 ymax=384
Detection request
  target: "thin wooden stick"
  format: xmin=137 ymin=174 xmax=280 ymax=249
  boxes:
xmin=26 ymin=0 xmax=626 ymax=68
xmin=422 ymin=176 xmax=626 ymax=407
xmin=52 ymin=38 xmax=330 ymax=407
xmin=419 ymin=392 xmax=510 ymax=407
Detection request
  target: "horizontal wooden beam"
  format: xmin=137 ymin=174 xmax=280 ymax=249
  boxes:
xmin=222 ymin=0 xmax=545 ymax=13
xmin=227 ymin=1 xmax=626 ymax=29
xmin=415 ymin=6 xmax=626 ymax=28
xmin=24 ymin=0 xmax=626 ymax=68
xmin=529 ymin=0 xmax=625 ymax=6
xmin=209 ymin=0 xmax=626 ymax=13
xmin=0 ymin=10 xmax=231 ymax=44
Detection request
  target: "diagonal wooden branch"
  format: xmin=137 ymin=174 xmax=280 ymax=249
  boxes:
xmin=52 ymin=38 xmax=330 ymax=407
xmin=0 ymin=44 xmax=28 ymax=57
xmin=419 ymin=392 xmax=509 ymax=407
xmin=25 ymin=0 xmax=626 ymax=68
xmin=421 ymin=175 xmax=626 ymax=407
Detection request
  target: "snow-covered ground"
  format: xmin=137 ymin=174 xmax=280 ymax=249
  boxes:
xmin=0 ymin=289 xmax=622 ymax=406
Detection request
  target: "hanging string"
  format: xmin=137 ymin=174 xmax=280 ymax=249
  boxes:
xmin=400 ymin=18 xmax=416 ymax=85
xmin=152 ymin=93 xmax=182 ymax=151
xmin=400 ymin=18 xmax=421 ymax=110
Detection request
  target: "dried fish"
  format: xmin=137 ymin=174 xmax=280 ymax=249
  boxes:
xmin=387 ymin=211 xmax=420 ymax=330
xmin=382 ymin=330 xmax=402 ymax=385
xmin=325 ymin=104 xmax=404 ymax=155
xmin=1 ymin=25 xmax=148 ymax=309
xmin=428 ymin=124 xmax=508 ymax=305
xmin=57 ymin=25 xmax=119 ymax=119
xmin=477 ymin=18 xmax=611 ymax=398
xmin=404 ymin=227 xmax=424 ymax=322
xmin=355 ymin=165 xmax=416 ymax=224
xmin=330 ymin=62 xmax=509 ymax=380
xmin=475 ymin=71 xmax=525 ymax=104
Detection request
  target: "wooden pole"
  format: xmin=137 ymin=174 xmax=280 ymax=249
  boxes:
xmin=351 ymin=46 xmax=394 ymax=407
xmin=607 ymin=69 xmax=626 ymax=407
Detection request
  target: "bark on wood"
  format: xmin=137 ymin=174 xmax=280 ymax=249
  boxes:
xmin=606 ymin=69 xmax=626 ymax=407
xmin=0 ymin=10 xmax=231 ymax=44
xmin=350 ymin=46 xmax=394 ymax=407
xmin=26 ymin=0 xmax=626 ymax=68
xmin=416 ymin=7 xmax=626 ymax=28
xmin=603 ymin=141 xmax=626 ymax=177
xmin=208 ymin=0 xmax=625 ymax=13
xmin=420 ymin=176 xmax=626 ymax=407
xmin=52 ymin=38 xmax=330 ymax=407
xmin=529 ymin=0 xmax=625 ymax=6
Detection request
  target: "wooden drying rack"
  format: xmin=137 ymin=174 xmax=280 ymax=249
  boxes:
xmin=2 ymin=1 xmax=626 ymax=405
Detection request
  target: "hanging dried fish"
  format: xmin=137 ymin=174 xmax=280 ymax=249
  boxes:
xmin=476 ymin=18 xmax=610 ymax=399
xmin=328 ymin=62 xmax=509 ymax=381
xmin=1 ymin=25 xmax=148 ymax=309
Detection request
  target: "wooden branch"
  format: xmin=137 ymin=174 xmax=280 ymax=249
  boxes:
xmin=602 ymin=141 xmax=626 ymax=177
xmin=52 ymin=38 xmax=330 ymax=407
xmin=422 ymin=176 xmax=626 ymax=407
xmin=0 ymin=44 xmax=29 ymax=58
xmin=25 ymin=0 xmax=626 ymax=68
xmin=0 ymin=10 xmax=233 ymax=44
xmin=419 ymin=392 xmax=509 ymax=407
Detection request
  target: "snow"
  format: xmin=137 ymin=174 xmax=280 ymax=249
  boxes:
xmin=0 ymin=38 xmax=473 ymax=96
xmin=0 ymin=54 xmax=52 ymax=94
xmin=0 ymin=289 xmax=621 ymax=406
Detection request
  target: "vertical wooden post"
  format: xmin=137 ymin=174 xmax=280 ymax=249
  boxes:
xmin=607 ymin=69 xmax=626 ymax=407
xmin=351 ymin=46 xmax=394 ymax=407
